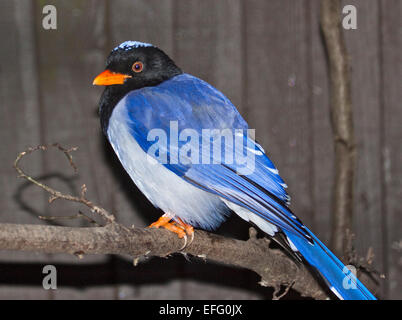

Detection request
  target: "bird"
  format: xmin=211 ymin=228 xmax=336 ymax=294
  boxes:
xmin=93 ymin=40 xmax=376 ymax=300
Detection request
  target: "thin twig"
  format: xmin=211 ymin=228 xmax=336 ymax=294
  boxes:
xmin=39 ymin=210 xmax=101 ymax=227
xmin=14 ymin=143 xmax=115 ymax=224
xmin=273 ymin=281 xmax=295 ymax=300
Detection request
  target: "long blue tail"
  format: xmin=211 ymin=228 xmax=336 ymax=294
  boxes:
xmin=284 ymin=228 xmax=376 ymax=300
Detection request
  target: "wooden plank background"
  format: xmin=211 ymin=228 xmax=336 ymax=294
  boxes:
xmin=0 ymin=0 xmax=400 ymax=299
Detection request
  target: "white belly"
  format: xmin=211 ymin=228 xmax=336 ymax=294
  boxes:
xmin=107 ymin=102 xmax=229 ymax=229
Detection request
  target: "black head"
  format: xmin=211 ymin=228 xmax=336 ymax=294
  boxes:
xmin=94 ymin=41 xmax=182 ymax=90
xmin=94 ymin=41 xmax=182 ymax=134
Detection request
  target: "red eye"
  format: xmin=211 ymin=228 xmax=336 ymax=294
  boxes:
xmin=132 ymin=61 xmax=143 ymax=73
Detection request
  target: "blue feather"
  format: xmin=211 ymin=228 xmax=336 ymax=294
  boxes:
xmin=122 ymin=73 xmax=290 ymax=204
xmin=286 ymin=229 xmax=377 ymax=299
xmin=112 ymin=41 xmax=153 ymax=51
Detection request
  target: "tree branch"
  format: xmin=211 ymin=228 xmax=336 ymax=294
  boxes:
xmin=0 ymin=223 xmax=328 ymax=299
xmin=3 ymin=143 xmax=332 ymax=299
xmin=320 ymin=0 xmax=356 ymax=258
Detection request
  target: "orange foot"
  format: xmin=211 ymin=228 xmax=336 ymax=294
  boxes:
xmin=148 ymin=214 xmax=194 ymax=248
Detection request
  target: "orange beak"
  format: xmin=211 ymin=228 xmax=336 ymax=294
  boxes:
xmin=92 ymin=69 xmax=132 ymax=85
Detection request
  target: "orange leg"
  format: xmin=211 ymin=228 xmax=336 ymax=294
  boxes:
xmin=162 ymin=223 xmax=186 ymax=239
xmin=148 ymin=214 xmax=194 ymax=246
xmin=148 ymin=214 xmax=172 ymax=229
xmin=148 ymin=214 xmax=187 ymax=239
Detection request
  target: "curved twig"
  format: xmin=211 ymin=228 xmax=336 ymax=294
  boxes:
xmin=14 ymin=143 xmax=115 ymax=224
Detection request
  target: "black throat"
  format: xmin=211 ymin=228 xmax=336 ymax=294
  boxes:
xmin=99 ymin=85 xmax=131 ymax=135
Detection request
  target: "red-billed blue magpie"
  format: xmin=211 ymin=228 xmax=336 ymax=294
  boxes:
xmin=93 ymin=41 xmax=376 ymax=300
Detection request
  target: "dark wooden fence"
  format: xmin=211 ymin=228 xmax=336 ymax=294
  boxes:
xmin=0 ymin=0 xmax=400 ymax=299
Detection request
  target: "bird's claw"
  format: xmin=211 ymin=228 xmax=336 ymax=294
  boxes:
xmin=148 ymin=214 xmax=194 ymax=250
xmin=179 ymin=233 xmax=188 ymax=251
xmin=175 ymin=217 xmax=194 ymax=249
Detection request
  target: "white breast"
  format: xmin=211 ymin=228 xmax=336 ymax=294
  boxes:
xmin=107 ymin=101 xmax=229 ymax=229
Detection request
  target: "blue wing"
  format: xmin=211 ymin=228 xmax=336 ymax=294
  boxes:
xmin=121 ymin=73 xmax=309 ymax=241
